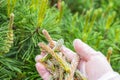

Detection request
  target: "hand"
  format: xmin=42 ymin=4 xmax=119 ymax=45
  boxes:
xmin=35 ymin=39 xmax=113 ymax=80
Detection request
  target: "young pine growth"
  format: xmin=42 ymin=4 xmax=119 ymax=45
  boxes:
xmin=37 ymin=0 xmax=48 ymax=27
xmin=107 ymin=47 xmax=113 ymax=63
xmin=38 ymin=29 xmax=87 ymax=80
xmin=0 ymin=13 xmax=14 ymax=54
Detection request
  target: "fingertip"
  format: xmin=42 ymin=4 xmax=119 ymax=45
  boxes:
xmin=35 ymin=55 xmax=43 ymax=62
xmin=35 ymin=52 xmax=46 ymax=62
xmin=73 ymin=39 xmax=97 ymax=61
xmin=73 ymin=39 xmax=82 ymax=45
xmin=73 ymin=39 xmax=84 ymax=56
xmin=73 ymin=39 xmax=82 ymax=49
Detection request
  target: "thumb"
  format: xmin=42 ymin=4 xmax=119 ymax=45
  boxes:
xmin=73 ymin=39 xmax=97 ymax=61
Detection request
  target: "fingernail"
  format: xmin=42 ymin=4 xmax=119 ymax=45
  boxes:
xmin=73 ymin=39 xmax=82 ymax=46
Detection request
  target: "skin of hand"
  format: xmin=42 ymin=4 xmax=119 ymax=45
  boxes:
xmin=35 ymin=39 xmax=113 ymax=80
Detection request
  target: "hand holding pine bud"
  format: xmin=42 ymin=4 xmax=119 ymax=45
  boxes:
xmin=35 ymin=29 xmax=113 ymax=80
xmin=36 ymin=29 xmax=86 ymax=80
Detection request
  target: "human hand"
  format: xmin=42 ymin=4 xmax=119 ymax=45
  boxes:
xmin=35 ymin=39 xmax=113 ymax=80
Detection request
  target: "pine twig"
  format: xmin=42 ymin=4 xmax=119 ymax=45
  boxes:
xmin=59 ymin=67 xmax=64 ymax=80
xmin=75 ymin=70 xmax=87 ymax=80
xmin=67 ymin=55 xmax=79 ymax=80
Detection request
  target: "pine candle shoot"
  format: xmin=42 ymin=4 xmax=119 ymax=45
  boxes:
xmin=38 ymin=29 xmax=87 ymax=80
xmin=107 ymin=47 xmax=113 ymax=63
xmin=5 ymin=13 xmax=14 ymax=53
xmin=0 ymin=13 xmax=14 ymax=54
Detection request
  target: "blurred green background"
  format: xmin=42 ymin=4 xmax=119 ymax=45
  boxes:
xmin=0 ymin=0 xmax=120 ymax=79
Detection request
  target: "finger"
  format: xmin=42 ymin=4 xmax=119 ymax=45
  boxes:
xmin=73 ymin=39 xmax=97 ymax=61
xmin=77 ymin=59 xmax=87 ymax=77
xmin=60 ymin=46 xmax=77 ymax=62
xmin=36 ymin=63 xmax=51 ymax=80
xmin=35 ymin=52 xmax=51 ymax=80
xmin=35 ymin=52 xmax=46 ymax=62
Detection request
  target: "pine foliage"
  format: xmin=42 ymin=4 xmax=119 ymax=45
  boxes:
xmin=0 ymin=0 xmax=120 ymax=79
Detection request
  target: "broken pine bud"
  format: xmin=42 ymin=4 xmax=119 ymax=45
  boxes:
xmin=54 ymin=39 xmax=64 ymax=51
xmin=66 ymin=55 xmax=79 ymax=80
xmin=40 ymin=39 xmax=64 ymax=62
xmin=40 ymin=29 xmax=54 ymax=62
xmin=40 ymin=54 xmax=51 ymax=62
xmin=42 ymin=29 xmax=54 ymax=48
xmin=41 ymin=29 xmax=64 ymax=62
xmin=107 ymin=47 xmax=113 ymax=63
